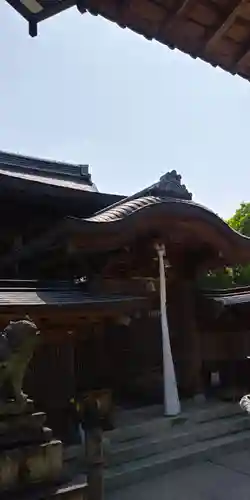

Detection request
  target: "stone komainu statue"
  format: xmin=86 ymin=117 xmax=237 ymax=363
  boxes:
xmin=240 ymin=394 xmax=250 ymax=414
xmin=240 ymin=394 xmax=250 ymax=413
xmin=0 ymin=317 xmax=40 ymax=404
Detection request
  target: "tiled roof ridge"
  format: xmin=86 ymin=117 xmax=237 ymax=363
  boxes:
xmin=91 ymin=169 xmax=192 ymax=218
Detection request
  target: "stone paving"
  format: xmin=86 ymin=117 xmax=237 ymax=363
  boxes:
xmin=107 ymin=450 xmax=250 ymax=500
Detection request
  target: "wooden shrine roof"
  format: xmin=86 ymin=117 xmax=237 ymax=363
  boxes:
xmin=0 ymin=280 xmax=148 ymax=310
xmin=0 ymin=151 xmax=123 ymax=214
xmin=6 ymin=0 xmax=250 ymax=82
xmin=0 ymin=150 xmax=96 ymax=193
xmin=5 ymin=193 xmax=250 ymax=269
xmin=3 ymin=170 xmax=250 ymax=271
xmin=66 ymin=195 xmax=250 ymax=263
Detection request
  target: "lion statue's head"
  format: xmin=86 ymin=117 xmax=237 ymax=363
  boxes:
xmin=0 ymin=316 xmax=40 ymax=403
xmin=0 ymin=316 xmax=40 ymax=362
xmin=240 ymin=394 xmax=250 ymax=414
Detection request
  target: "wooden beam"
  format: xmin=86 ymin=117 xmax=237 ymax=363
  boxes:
xmin=156 ymin=0 xmax=197 ymax=43
xmin=34 ymin=0 xmax=75 ymax=22
xmin=232 ymin=29 xmax=250 ymax=69
xmin=234 ymin=47 xmax=250 ymax=69
xmin=158 ymin=0 xmax=196 ymax=37
xmin=205 ymin=0 xmax=247 ymax=53
xmin=174 ymin=0 xmax=196 ymax=17
xmin=168 ymin=0 xmax=197 ymax=22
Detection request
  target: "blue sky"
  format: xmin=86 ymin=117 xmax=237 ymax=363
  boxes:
xmin=1 ymin=2 xmax=250 ymax=219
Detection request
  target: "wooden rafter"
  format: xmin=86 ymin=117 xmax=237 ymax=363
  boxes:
xmin=6 ymin=0 xmax=250 ymax=82
xmin=205 ymin=0 xmax=247 ymax=53
xmin=235 ymin=49 xmax=250 ymax=70
xmin=233 ymin=30 xmax=250 ymax=69
xmin=156 ymin=0 xmax=197 ymax=42
xmin=174 ymin=0 xmax=197 ymax=17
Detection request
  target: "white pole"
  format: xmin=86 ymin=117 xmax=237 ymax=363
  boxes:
xmin=155 ymin=243 xmax=181 ymax=416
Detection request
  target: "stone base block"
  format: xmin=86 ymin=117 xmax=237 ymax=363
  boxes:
xmin=24 ymin=440 xmax=63 ymax=484
xmin=0 ymin=399 xmax=34 ymax=417
xmin=0 ymin=440 xmax=63 ymax=491
xmin=0 ymin=412 xmax=47 ymax=436
xmin=0 ymin=450 xmax=19 ymax=490
xmin=0 ymin=425 xmax=52 ymax=449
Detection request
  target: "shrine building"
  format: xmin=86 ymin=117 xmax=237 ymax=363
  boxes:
xmin=0 ymin=151 xmax=250 ymax=439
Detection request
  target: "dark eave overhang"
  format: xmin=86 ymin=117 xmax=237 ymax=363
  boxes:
xmin=0 ymin=171 xmax=123 ymax=215
xmin=5 ymin=0 xmax=76 ymax=36
xmin=5 ymin=0 xmax=250 ymax=82
xmin=0 ymin=279 xmax=150 ymax=311
xmin=202 ymin=286 xmax=250 ymax=307
xmin=197 ymin=285 xmax=250 ymax=321
xmin=0 ymin=151 xmax=124 ymax=215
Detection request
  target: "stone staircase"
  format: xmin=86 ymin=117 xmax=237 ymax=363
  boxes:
xmin=103 ymin=401 xmax=250 ymax=490
xmin=64 ymin=401 xmax=250 ymax=492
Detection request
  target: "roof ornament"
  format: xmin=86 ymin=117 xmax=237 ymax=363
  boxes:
xmin=153 ymin=170 xmax=192 ymax=201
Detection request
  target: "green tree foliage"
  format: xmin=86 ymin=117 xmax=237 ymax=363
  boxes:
xmin=233 ymin=264 xmax=250 ymax=286
xmin=227 ymin=202 xmax=250 ymax=236
xmin=198 ymin=267 xmax=234 ymax=290
xmin=199 ymin=202 xmax=250 ymax=289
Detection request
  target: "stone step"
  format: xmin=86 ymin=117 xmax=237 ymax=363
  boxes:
xmin=188 ymin=402 xmax=243 ymax=423
xmin=106 ymin=415 xmax=186 ymax=445
xmin=48 ymin=479 xmax=88 ymax=500
xmin=63 ymin=403 xmax=249 ymax=491
xmin=106 ymin=414 xmax=250 ymax=467
xmin=1 ymin=478 xmax=88 ymax=500
xmin=105 ymin=428 xmax=250 ymax=491
xmin=115 ymin=401 xmax=242 ymax=427
xmin=107 ymin=403 xmax=242 ymax=445
xmin=115 ymin=405 xmax=163 ymax=426
xmin=63 ymin=412 xmax=250 ymax=475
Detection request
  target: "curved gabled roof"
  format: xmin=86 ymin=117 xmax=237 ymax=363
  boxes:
xmin=2 ymin=170 xmax=250 ymax=270
xmin=66 ymin=194 xmax=250 ymax=265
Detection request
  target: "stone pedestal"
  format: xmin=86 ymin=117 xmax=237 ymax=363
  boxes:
xmin=0 ymin=400 xmax=87 ymax=500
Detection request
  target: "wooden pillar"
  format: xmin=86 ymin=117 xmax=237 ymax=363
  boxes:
xmin=76 ymin=395 xmax=105 ymax=500
xmin=85 ymin=426 xmax=104 ymax=500
xmin=26 ymin=330 xmax=76 ymax=441
xmin=166 ymin=268 xmax=204 ymax=399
